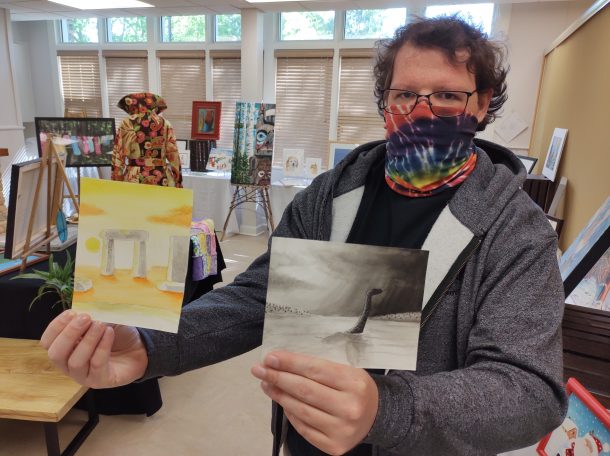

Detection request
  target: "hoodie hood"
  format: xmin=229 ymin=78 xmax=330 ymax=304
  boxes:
xmin=327 ymin=138 xmax=527 ymax=238
xmin=118 ymin=92 xmax=167 ymax=115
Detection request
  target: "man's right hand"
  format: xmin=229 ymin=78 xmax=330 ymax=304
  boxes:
xmin=40 ymin=310 xmax=148 ymax=389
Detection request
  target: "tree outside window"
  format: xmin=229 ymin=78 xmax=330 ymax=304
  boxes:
xmin=425 ymin=4 xmax=495 ymax=36
xmin=107 ymin=17 xmax=147 ymax=43
xmin=161 ymin=15 xmax=206 ymax=42
xmin=61 ymin=18 xmax=99 ymax=43
xmin=344 ymin=9 xmax=407 ymax=39
xmin=215 ymin=14 xmax=241 ymax=42
xmin=280 ymin=11 xmax=335 ymax=40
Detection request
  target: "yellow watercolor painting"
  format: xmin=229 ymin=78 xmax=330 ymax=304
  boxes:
xmin=72 ymin=178 xmax=193 ymax=333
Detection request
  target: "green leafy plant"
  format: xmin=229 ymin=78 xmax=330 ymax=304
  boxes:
xmin=12 ymin=252 xmax=75 ymax=311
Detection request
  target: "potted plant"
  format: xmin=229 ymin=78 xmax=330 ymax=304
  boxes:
xmin=12 ymin=252 xmax=75 ymax=311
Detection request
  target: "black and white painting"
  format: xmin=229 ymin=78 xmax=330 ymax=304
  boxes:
xmin=262 ymin=238 xmax=428 ymax=370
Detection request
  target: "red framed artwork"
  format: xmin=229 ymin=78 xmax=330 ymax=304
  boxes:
xmin=191 ymin=101 xmax=222 ymax=141
xmin=537 ymin=378 xmax=610 ymax=455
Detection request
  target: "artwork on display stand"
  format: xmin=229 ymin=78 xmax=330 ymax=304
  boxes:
xmin=35 ymin=117 xmax=116 ymax=167
xmin=262 ymin=238 xmax=428 ymax=370
xmin=559 ymin=197 xmax=610 ymax=297
xmin=542 ymin=127 xmax=568 ymax=182
xmin=72 ymin=178 xmax=193 ymax=333
xmin=516 ymin=154 xmax=538 ymax=174
xmin=4 ymin=159 xmax=63 ymax=260
xmin=536 ymin=378 xmax=610 ymax=456
xmin=208 ymin=148 xmax=233 ymax=173
xmin=191 ymin=101 xmax=221 ymax=141
xmin=304 ymin=157 xmax=322 ymax=179
xmin=283 ymin=149 xmax=304 ymax=177
xmin=329 ymin=143 xmax=359 ymax=170
xmin=565 ymin=246 xmax=610 ymax=312
xmin=0 ymin=254 xmax=47 ymax=276
xmin=231 ymin=102 xmax=275 ymax=186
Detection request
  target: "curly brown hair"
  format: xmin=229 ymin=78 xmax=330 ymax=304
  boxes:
xmin=374 ymin=15 xmax=508 ymax=131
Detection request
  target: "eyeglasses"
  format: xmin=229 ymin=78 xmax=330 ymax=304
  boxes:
xmin=382 ymin=89 xmax=477 ymax=118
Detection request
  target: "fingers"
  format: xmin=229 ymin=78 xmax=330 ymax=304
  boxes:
xmin=262 ymin=351 xmax=351 ymax=391
xmin=40 ymin=310 xmax=76 ymax=349
xmin=260 ymin=381 xmax=336 ymax=434
xmin=253 ymin=364 xmax=345 ymax=415
xmin=66 ymin=321 xmax=108 ymax=384
xmin=46 ymin=313 xmax=93 ymax=374
xmin=284 ymin=411 xmax=337 ymax=456
xmin=88 ymin=327 xmax=115 ymax=387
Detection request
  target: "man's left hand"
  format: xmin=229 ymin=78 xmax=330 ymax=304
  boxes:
xmin=251 ymin=351 xmax=379 ymax=456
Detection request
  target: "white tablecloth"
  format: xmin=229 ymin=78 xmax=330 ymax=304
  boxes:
xmin=182 ymin=171 xmax=309 ymax=236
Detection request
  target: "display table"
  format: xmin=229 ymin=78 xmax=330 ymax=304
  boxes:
xmin=0 ymin=337 xmax=98 ymax=456
xmin=183 ymin=170 xmax=309 ymax=236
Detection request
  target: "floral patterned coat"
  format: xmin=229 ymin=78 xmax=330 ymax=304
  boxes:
xmin=111 ymin=92 xmax=182 ymax=187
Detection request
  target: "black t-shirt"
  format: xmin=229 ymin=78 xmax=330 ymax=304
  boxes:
xmin=286 ymin=158 xmax=458 ymax=456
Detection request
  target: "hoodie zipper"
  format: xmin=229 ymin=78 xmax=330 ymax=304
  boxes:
xmin=421 ymin=237 xmax=482 ymax=328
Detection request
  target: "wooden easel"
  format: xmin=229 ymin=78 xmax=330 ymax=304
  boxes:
xmin=221 ymin=185 xmax=275 ymax=241
xmin=20 ymin=136 xmax=79 ymax=271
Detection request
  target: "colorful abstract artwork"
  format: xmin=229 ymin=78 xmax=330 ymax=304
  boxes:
xmin=72 ymin=178 xmax=193 ymax=333
xmin=230 ymin=102 xmax=275 ymax=186
xmin=35 ymin=117 xmax=116 ymax=168
xmin=191 ymin=101 xmax=221 ymax=141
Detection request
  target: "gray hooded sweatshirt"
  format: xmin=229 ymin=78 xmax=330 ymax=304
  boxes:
xmin=139 ymin=138 xmax=567 ymax=455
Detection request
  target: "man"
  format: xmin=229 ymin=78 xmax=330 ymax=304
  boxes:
xmin=41 ymin=16 xmax=567 ymax=455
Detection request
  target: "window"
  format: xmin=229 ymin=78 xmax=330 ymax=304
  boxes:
xmin=425 ymin=4 xmax=495 ymax=36
xmin=345 ymin=9 xmax=407 ymax=39
xmin=337 ymin=52 xmax=386 ymax=144
xmin=161 ymin=15 xmax=206 ymax=42
xmin=212 ymin=53 xmax=241 ymax=149
xmin=158 ymin=51 xmax=206 ymax=139
xmin=104 ymin=51 xmax=149 ymax=124
xmin=60 ymin=18 xmax=99 ymax=43
xmin=107 ymin=16 xmax=147 ymax=42
xmin=280 ymin=11 xmax=335 ymax=41
xmin=215 ymin=14 xmax=241 ymax=42
xmin=275 ymin=51 xmax=333 ymax=167
xmin=58 ymin=52 xmax=103 ymax=117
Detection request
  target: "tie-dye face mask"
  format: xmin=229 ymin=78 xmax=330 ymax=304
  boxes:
xmin=384 ymin=103 xmax=478 ymax=197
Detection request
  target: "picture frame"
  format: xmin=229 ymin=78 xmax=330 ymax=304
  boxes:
xmin=329 ymin=143 xmax=359 ymax=170
xmin=4 ymin=158 xmax=63 ymax=260
xmin=283 ymin=149 xmax=304 ymax=177
xmin=35 ymin=117 xmax=116 ymax=168
xmin=515 ymin=154 xmax=538 ymax=174
xmin=191 ymin=101 xmax=222 ymax=141
xmin=542 ymin=127 xmax=568 ymax=182
xmin=0 ymin=253 xmax=47 ymax=277
xmin=559 ymin=197 xmax=610 ymax=297
xmin=536 ymin=378 xmax=610 ymax=455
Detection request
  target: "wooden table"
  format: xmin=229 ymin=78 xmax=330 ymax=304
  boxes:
xmin=0 ymin=338 xmax=98 ymax=455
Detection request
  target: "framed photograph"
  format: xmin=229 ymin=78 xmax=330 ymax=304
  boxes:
xmin=516 ymin=154 xmax=538 ymax=174
xmin=305 ymin=157 xmax=322 ymax=178
xmin=35 ymin=117 xmax=116 ymax=168
xmin=329 ymin=143 xmax=359 ymax=170
xmin=191 ymin=101 xmax=222 ymax=141
xmin=4 ymin=159 xmax=63 ymax=260
xmin=559 ymin=197 xmax=610 ymax=296
xmin=0 ymin=253 xmax=47 ymax=276
xmin=536 ymin=378 xmax=610 ymax=455
xmin=565 ymin=246 xmax=610 ymax=312
xmin=542 ymin=127 xmax=568 ymax=182
xmin=546 ymin=215 xmax=564 ymax=237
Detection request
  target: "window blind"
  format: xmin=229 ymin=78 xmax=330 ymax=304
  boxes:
xmin=275 ymin=56 xmax=333 ymax=168
xmin=212 ymin=56 xmax=241 ymax=150
xmin=337 ymin=57 xmax=386 ymax=144
xmin=159 ymin=57 xmax=206 ymax=139
xmin=105 ymin=55 xmax=149 ymax=125
xmin=58 ymin=53 xmax=103 ymax=117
